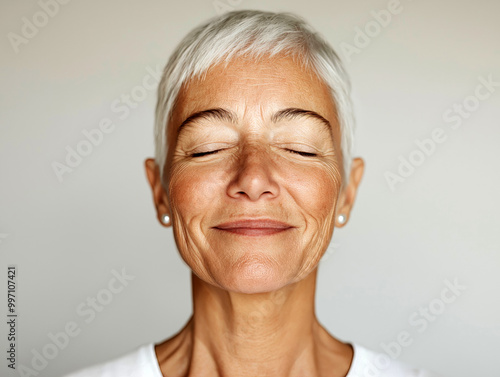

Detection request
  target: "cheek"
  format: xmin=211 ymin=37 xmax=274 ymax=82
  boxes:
xmin=285 ymin=162 xmax=341 ymax=219
xmin=167 ymin=163 xmax=223 ymax=216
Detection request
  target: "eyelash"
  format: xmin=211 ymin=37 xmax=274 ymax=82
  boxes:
xmin=191 ymin=150 xmax=221 ymax=158
xmin=286 ymin=149 xmax=317 ymax=157
xmin=190 ymin=149 xmax=317 ymax=158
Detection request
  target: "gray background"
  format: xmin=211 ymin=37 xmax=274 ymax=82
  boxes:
xmin=1 ymin=0 xmax=499 ymax=376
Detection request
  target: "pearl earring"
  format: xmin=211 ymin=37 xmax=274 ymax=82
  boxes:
xmin=337 ymin=214 xmax=346 ymax=225
xmin=161 ymin=214 xmax=170 ymax=225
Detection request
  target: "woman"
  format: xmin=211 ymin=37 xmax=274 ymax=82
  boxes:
xmin=64 ymin=10 xmax=441 ymax=377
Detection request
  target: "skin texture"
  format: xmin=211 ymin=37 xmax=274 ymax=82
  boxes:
xmin=145 ymin=53 xmax=365 ymax=377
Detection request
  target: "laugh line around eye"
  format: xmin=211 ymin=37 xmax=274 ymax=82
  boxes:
xmin=190 ymin=149 xmax=318 ymax=158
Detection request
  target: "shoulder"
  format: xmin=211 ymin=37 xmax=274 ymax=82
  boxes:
xmin=346 ymin=343 xmax=444 ymax=377
xmin=61 ymin=343 xmax=163 ymax=377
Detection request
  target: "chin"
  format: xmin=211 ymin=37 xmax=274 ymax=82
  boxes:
xmin=220 ymin=255 xmax=292 ymax=294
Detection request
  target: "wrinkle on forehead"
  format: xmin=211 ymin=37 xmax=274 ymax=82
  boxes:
xmin=168 ymin=53 xmax=342 ymax=153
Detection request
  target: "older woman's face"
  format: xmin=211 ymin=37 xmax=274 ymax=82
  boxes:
xmin=164 ymin=54 xmax=346 ymax=293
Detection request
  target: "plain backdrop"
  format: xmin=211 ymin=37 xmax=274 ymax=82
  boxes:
xmin=1 ymin=0 xmax=499 ymax=376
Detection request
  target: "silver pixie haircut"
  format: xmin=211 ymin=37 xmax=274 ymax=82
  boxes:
xmin=154 ymin=10 xmax=355 ymax=186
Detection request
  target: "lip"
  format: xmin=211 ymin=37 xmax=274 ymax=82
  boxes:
xmin=213 ymin=219 xmax=295 ymax=236
xmin=214 ymin=219 xmax=294 ymax=230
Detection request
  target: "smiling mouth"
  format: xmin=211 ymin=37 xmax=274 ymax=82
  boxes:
xmin=214 ymin=227 xmax=291 ymax=236
xmin=213 ymin=219 xmax=294 ymax=236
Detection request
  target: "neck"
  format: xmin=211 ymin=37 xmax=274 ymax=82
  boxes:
xmin=155 ymin=270 xmax=353 ymax=377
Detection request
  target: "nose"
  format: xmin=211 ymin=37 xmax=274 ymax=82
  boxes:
xmin=226 ymin=143 xmax=280 ymax=201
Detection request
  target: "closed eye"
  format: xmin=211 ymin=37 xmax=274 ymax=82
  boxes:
xmin=191 ymin=150 xmax=222 ymax=158
xmin=286 ymin=149 xmax=318 ymax=157
xmin=191 ymin=149 xmax=317 ymax=158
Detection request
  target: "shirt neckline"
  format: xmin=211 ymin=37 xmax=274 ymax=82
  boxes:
xmin=146 ymin=342 xmax=361 ymax=377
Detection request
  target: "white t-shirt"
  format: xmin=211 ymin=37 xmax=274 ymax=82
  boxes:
xmin=62 ymin=342 xmax=441 ymax=377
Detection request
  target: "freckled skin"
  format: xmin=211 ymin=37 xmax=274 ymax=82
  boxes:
xmin=166 ymin=55 xmax=344 ymax=293
xmin=145 ymin=53 xmax=365 ymax=377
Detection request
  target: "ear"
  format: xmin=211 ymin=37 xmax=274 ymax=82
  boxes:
xmin=335 ymin=157 xmax=365 ymax=227
xmin=144 ymin=158 xmax=170 ymax=227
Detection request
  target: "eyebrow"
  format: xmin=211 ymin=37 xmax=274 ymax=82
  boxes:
xmin=271 ymin=108 xmax=333 ymax=139
xmin=177 ymin=108 xmax=236 ymax=134
xmin=177 ymin=107 xmax=333 ymax=138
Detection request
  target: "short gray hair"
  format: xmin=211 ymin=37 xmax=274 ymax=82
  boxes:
xmin=154 ymin=10 xmax=355 ymax=186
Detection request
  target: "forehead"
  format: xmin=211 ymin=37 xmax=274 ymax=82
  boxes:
xmin=169 ymin=54 xmax=339 ymax=135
